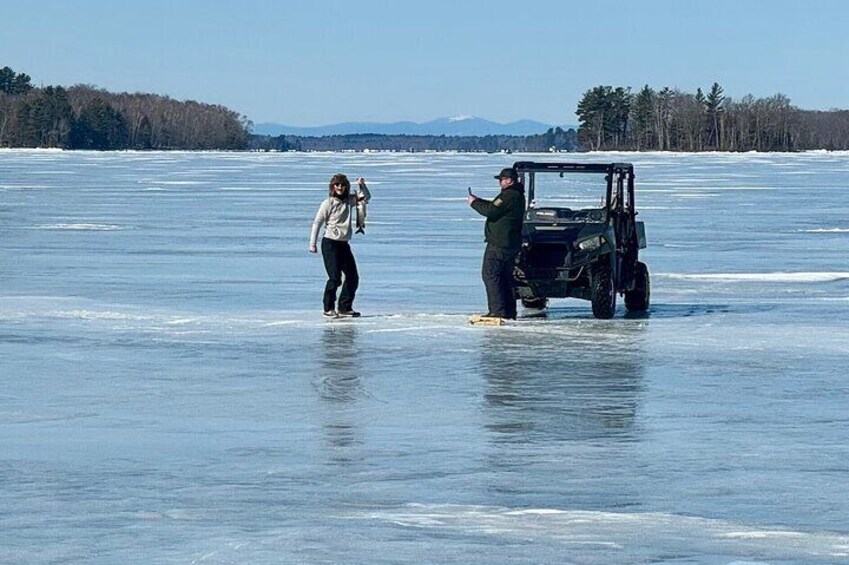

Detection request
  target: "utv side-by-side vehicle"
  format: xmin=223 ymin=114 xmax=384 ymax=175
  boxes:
xmin=512 ymin=162 xmax=650 ymax=319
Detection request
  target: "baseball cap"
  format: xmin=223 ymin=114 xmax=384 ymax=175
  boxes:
xmin=494 ymin=167 xmax=518 ymax=180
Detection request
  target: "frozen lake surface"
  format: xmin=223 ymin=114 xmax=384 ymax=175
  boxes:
xmin=1 ymin=150 xmax=848 ymax=564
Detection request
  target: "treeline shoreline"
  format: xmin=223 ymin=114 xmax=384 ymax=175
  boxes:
xmin=575 ymin=83 xmax=849 ymax=151
xmin=1 ymin=65 xmax=250 ymax=150
xmin=248 ymin=129 xmax=577 ymax=153
xmin=4 ymin=65 xmax=849 ymax=152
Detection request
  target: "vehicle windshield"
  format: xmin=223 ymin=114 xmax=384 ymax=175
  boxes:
xmin=527 ymin=173 xmax=607 ymax=210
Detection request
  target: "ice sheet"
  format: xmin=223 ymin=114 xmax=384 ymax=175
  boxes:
xmin=1 ymin=149 xmax=848 ymax=564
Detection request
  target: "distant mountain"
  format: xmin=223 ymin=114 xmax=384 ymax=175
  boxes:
xmin=252 ymin=116 xmax=575 ymax=137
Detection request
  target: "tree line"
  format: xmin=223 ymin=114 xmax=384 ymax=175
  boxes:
xmin=5 ymin=64 xmax=849 ymax=152
xmin=576 ymin=83 xmax=849 ymax=151
xmin=249 ymin=127 xmax=578 ymax=153
xmin=1 ymin=65 xmax=250 ymax=150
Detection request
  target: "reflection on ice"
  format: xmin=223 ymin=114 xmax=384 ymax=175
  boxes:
xmin=479 ymin=322 xmax=645 ymax=444
xmin=315 ymin=324 xmax=364 ymax=403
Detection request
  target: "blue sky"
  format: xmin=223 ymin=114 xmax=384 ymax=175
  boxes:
xmin=4 ymin=0 xmax=848 ymax=126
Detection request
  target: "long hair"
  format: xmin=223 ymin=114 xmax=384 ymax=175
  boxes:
xmin=328 ymin=173 xmax=351 ymax=199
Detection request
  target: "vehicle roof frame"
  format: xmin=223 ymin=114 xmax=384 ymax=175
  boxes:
xmin=512 ymin=161 xmax=636 ymax=219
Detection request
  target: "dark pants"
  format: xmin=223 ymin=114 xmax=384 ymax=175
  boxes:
xmin=321 ymin=238 xmax=359 ymax=312
xmin=482 ymin=244 xmax=519 ymax=319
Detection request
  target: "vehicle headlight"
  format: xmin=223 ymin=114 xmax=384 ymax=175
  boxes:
xmin=576 ymin=235 xmax=606 ymax=251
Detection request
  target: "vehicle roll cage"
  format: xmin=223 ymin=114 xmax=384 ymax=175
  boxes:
xmin=512 ymin=161 xmax=636 ymax=220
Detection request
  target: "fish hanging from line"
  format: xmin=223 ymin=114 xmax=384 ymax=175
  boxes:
xmin=355 ymin=196 xmax=367 ymax=234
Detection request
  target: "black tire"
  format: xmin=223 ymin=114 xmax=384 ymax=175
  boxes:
xmin=625 ymin=261 xmax=650 ymax=312
xmin=590 ymin=265 xmax=616 ymax=319
xmin=521 ymin=297 xmax=548 ymax=310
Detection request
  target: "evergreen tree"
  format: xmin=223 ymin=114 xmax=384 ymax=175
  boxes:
xmin=70 ymin=98 xmax=129 ymax=149
xmin=12 ymin=72 xmax=33 ymax=95
xmin=631 ymin=85 xmax=656 ymax=150
xmin=577 ymin=86 xmax=633 ymax=150
xmin=0 ymin=66 xmax=15 ymax=93
xmin=0 ymin=66 xmax=33 ymax=95
xmin=34 ymin=86 xmax=73 ymax=147
xmin=576 ymin=86 xmax=615 ymax=150
xmin=611 ymin=87 xmax=633 ymax=147
xmin=705 ymin=82 xmax=725 ymax=149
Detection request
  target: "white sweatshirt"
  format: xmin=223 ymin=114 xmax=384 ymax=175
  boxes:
xmin=309 ymin=184 xmax=371 ymax=247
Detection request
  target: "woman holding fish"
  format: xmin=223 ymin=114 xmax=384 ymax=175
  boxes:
xmin=309 ymin=174 xmax=370 ymax=318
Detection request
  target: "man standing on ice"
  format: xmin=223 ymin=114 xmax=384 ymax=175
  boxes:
xmin=467 ymin=167 xmax=526 ymax=320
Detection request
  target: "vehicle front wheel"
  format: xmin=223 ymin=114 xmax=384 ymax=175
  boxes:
xmin=625 ymin=261 xmax=650 ymax=312
xmin=590 ymin=265 xmax=616 ymax=319
xmin=521 ymin=297 xmax=548 ymax=310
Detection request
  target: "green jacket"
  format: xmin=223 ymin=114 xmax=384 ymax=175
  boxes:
xmin=470 ymin=185 xmax=526 ymax=249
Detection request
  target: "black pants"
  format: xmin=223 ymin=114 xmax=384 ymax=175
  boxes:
xmin=482 ymin=244 xmax=519 ymax=319
xmin=321 ymin=237 xmax=359 ymax=312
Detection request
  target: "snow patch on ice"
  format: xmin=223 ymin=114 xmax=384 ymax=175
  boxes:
xmin=52 ymin=309 xmax=157 ymax=322
xmin=349 ymin=503 xmax=849 ymax=560
xmin=661 ymin=272 xmax=849 ymax=283
xmin=36 ymin=223 xmax=124 ymax=231
xmin=0 ymin=184 xmax=52 ymax=190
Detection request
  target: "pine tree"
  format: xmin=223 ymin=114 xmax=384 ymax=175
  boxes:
xmin=577 ymin=86 xmax=613 ymax=150
xmin=631 ymin=85 xmax=656 ymax=150
xmin=0 ymin=67 xmax=15 ymax=93
xmin=705 ymin=82 xmax=725 ymax=149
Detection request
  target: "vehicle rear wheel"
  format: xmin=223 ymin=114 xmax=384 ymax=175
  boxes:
xmin=591 ymin=265 xmax=616 ymax=319
xmin=521 ymin=297 xmax=548 ymax=310
xmin=625 ymin=261 xmax=650 ymax=312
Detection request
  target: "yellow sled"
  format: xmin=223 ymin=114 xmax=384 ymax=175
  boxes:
xmin=468 ymin=315 xmax=505 ymax=326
